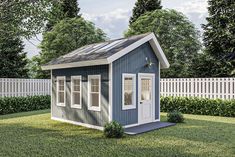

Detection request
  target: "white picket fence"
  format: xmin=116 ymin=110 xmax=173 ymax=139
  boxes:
xmin=0 ymin=78 xmax=50 ymax=97
xmin=160 ymin=77 xmax=235 ymax=100
xmin=1 ymin=77 xmax=235 ymax=99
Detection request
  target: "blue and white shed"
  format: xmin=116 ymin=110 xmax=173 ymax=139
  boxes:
xmin=42 ymin=32 xmax=169 ymax=130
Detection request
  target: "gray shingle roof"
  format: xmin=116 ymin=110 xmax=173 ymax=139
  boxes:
xmin=44 ymin=33 xmax=151 ymax=66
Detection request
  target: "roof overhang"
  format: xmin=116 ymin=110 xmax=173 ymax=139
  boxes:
xmin=41 ymin=33 xmax=170 ymax=70
xmin=41 ymin=59 xmax=108 ymax=70
xmin=107 ymin=33 xmax=170 ymax=69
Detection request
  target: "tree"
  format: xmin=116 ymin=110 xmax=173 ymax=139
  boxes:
xmin=202 ymin=0 xmax=235 ymax=76
xmin=32 ymin=17 xmax=106 ymax=78
xmin=0 ymin=0 xmax=51 ymax=39
xmin=189 ymin=52 xmax=233 ymax=77
xmin=0 ymin=35 xmax=28 ymax=78
xmin=46 ymin=0 xmax=80 ymax=31
xmin=27 ymin=56 xmax=45 ymax=79
xmin=125 ymin=9 xmax=201 ymax=78
xmin=129 ymin=0 xmax=162 ymax=24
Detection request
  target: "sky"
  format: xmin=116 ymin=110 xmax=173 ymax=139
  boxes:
xmin=24 ymin=0 xmax=208 ymax=58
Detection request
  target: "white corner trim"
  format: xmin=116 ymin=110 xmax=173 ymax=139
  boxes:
xmin=158 ymin=62 xmax=161 ymax=121
xmin=50 ymin=70 xmax=53 ymax=116
xmin=71 ymin=75 xmax=82 ymax=109
xmin=122 ymin=73 xmax=136 ymax=110
xmin=51 ymin=117 xmax=104 ymax=130
xmin=107 ymin=33 xmax=169 ymax=69
xmin=56 ymin=76 xmax=66 ymax=107
xmin=41 ymin=59 xmax=108 ymax=70
xmin=108 ymin=63 xmax=113 ymax=122
xmin=87 ymin=75 xmax=101 ymax=112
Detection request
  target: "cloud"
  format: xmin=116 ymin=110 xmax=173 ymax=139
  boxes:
xmin=83 ymin=9 xmax=132 ymax=39
xmin=175 ymin=0 xmax=208 ymax=14
xmin=173 ymin=0 xmax=208 ymax=31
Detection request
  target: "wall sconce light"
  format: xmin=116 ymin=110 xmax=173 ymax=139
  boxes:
xmin=145 ymin=57 xmax=154 ymax=68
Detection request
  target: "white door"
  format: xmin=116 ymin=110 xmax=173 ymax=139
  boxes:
xmin=138 ymin=74 xmax=155 ymax=124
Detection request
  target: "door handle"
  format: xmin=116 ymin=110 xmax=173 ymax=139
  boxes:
xmin=140 ymin=101 xmax=143 ymax=104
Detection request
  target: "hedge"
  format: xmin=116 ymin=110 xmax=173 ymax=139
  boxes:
xmin=161 ymin=96 xmax=235 ymax=117
xmin=0 ymin=95 xmax=50 ymax=115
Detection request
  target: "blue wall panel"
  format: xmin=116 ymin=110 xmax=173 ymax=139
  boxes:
xmin=51 ymin=65 xmax=109 ymax=127
xmin=112 ymin=42 xmax=160 ymax=126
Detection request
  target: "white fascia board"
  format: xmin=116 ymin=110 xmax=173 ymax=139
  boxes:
xmin=41 ymin=59 xmax=108 ymax=70
xmin=107 ymin=33 xmax=170 ymax=69
xmin=149 ymin=34 xmax=170 ymax=69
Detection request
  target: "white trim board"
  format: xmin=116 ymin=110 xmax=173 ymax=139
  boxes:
xmin=108 ymin=63 xmax=113 ymax=122
xmin=51 ymin=117 xmax=160 ymax=130
xmin=41 ymin=33 xmax=169 ymax=70
xmin=42 ymin=59 xmax=108 ymax=70
xmin=51 ymin=117 xmax=104 ymax=131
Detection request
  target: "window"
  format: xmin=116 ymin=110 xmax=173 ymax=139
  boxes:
xmin=122 ymin=74 xmax=136 ymax=110
xmin=141 ymin=78 xmax=152 ymax=101
xmin=88 ymin=75 xmax=101 ymax=111
xmin=57 ymin=76 xmax=66 ymax=106
xmin=71 ymin=76 xmax=82 ymax=109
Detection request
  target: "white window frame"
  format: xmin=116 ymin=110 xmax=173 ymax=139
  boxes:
xmin=88 ymin=75 xmax=101 ymax=111
xmin=71 ymin=76 xmax=82 ymax=109
xmin=56 ymin=76 xmax=66 ymax=107
xmin=122 ymin=73 xmax=136 ymax=110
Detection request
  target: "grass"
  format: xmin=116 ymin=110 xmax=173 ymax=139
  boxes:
xmin=0 ymin=110 xmax=234 ymax=157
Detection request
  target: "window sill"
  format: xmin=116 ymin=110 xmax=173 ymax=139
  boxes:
xmin=71 ymin=105 xmax=82 ymax=109
xmin=88 ymin=106 xmax=101 ymax=112
xmin=57 ymin=103 xmax=65 ymax=107
xmin=122 ymin=105 xmax=136 ymax=110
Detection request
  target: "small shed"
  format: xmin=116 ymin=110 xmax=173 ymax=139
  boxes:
xmin=42 ymin=32 xmax=169 ymax=130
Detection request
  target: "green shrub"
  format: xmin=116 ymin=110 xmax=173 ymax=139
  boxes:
xmin=0 ymin=95 xmax=50 ymax=115
xmin=161 ymin=96 xmax=235 ymax=117
xmin=104 ymin=121 xmax=124 ymax=138
xmin=167 ymin=111 xmax=184 ymax=123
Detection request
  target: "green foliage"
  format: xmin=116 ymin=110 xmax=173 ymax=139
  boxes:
xmin=189 ymin=52 xmax=234 ymax=77
xmin=0 ymin=0 xmax=51 ymax=39
xmin=202 ymin=0 xmax=235 ymax=76
xmin=27 ymin=55 xmax=48 ymax=79
xmin=161 ymin=96 xmax=235 ymax=117
xmin=104 ymin=121 xmax=124 ymax=138
xmin=40 ymin=17 xmax=106 ymax=64
xmin=0 ymin=35 xmax=28 ymax=78
xmin=36 ymin=17 xmax=106 ymax=78
xmin=129 ymin=0 xmax=162 ymax=24
xmin=0 ymin=95 xmax=50 ymax=115
xmin=125 ymin=9 xmax=201 ymax=78
xmin=167 ymin=111 xmax=184 ymax=123
xmin=46 ymin=0 xmax=80 ymax=31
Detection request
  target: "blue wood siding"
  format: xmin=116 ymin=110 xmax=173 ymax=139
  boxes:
xmin=51 ymin=65 xmax=109 ymax=126
xmin=112 ymin=42 xmax=160 ymax=126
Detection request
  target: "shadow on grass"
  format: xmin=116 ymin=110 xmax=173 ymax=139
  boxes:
xmin=0 ymin=113 xmax=234 ymax=157
xmin=0 ymin=122 xmax=203 ymax=157
xmin=0 ymin=109 xmax=50 ymax=120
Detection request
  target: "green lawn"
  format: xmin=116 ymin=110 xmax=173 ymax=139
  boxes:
xmin=0 ymin=110 xmax=234 ymax=157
